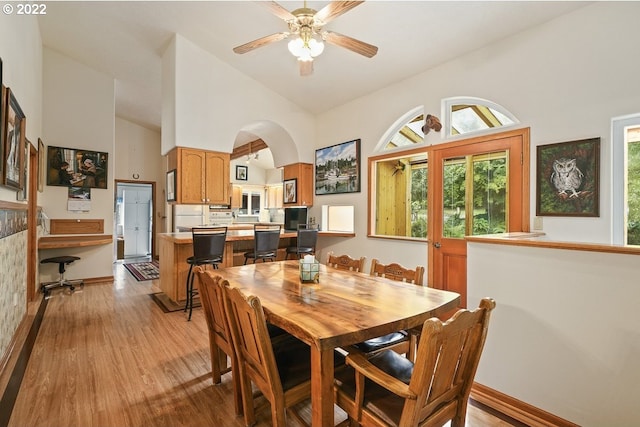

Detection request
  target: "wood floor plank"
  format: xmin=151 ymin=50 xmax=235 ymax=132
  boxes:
xmin=7 ymin=263 xmax=520 ymax=427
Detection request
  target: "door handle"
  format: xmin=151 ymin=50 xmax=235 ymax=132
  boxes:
xmin=433 ymin=242 xmax=441 ymax=248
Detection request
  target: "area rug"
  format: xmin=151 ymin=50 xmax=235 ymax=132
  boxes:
xmin=150 ymin=292 xmax=200 ymax=313
xmin=124 ymin=261 xmax=159 ymax=281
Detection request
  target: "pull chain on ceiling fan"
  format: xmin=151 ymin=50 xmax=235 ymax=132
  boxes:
xmin=233 ymin=1 xmax=378 ymax=76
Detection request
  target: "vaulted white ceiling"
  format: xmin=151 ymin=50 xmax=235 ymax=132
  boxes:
xmin=38 ymin=1 xmax=588 ymax=131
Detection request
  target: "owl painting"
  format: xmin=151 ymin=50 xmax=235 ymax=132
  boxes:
xmin=550 ymin=158 xmax=584 ymax=198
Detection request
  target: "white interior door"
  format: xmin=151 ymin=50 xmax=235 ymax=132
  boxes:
xmin=123 ymin=187 xmax=152 ymax=257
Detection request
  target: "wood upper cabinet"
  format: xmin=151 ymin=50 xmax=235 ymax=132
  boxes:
xmin=167 ymin=147 xmax=230 ymax=204
xmin=283 ymin=162 xmax=313 ymax=206
xmin=231 ymin=185 xmax=242 ymax=209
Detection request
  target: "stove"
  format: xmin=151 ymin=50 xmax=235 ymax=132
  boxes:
xmin=209 ymin=210 xmax=233 ymax=225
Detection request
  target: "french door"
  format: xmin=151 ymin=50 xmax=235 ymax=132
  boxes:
xmin=428 ymin=128 xmax=529 ymax=308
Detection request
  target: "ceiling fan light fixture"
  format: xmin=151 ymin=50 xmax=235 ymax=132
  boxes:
xmin=288 ymin=35 xmax=324 ymax=60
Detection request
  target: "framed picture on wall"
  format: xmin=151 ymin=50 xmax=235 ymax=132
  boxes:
xmin=38 ymin=138 xmax=45 ymax=192
xmin=166 ymin=169 xmax=176 ymax=202
xmin=315 ymin=138 xmax=361 ymax=195
xmin=536 ymin=137 xmax=600 ymax=217
xmin=284 ymin=178 xmax=297 ymax=204
xmin=2 ymin=88 xmax=26 ymax=191
xmin=0 ymin=84 xmax=5 ymax=184
xmin=46 ymin=145 xmax=108 ymax=189
xmin=236 ymin=165 xmax=248 ymax=181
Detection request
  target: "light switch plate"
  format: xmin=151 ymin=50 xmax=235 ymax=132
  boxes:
xmin=533 ymin=216 xmax=543 ymax=230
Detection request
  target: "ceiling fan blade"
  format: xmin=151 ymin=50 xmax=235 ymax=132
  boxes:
xmin=259 ymin=1 xmax=296 ymax=21
xmin=314 ymin=1 xmax=364 ymax=24
xmin=233 ymin=32 xmax=289 ymax=54
xmin=299 ymin=60 xmax=314 ymax=77
xmin=323 ymin=31 xmax=378 ymax=58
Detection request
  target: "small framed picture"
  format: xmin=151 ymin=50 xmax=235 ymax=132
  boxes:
xmin=284 ymin=178 xmax=297 ymax=204
xmin=166 ymin=169 xmax=176 ymax=202
xmin=536 ymin=137 xmax=600 ymax=217
xmin=236 ymin=165 xmax=248 ymax=181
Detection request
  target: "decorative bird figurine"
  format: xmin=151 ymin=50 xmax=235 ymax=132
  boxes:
xmin=392 ymin=160 xmax=405 ymax=176
xmin=550 ymin=158 xmax=584 ymax=198
xmin=422 ymin=114 xmax=442 ymax=134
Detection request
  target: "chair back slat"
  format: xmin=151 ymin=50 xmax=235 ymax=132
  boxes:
xmin=326 ymin=251 xmax=366 ymax=272
xmin=369 ymin=258 xmax=424 ymax=285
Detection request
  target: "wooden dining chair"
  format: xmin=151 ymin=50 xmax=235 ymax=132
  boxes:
xmin=334 ymin=298 xmax=496 ymax=427
xmin=350 ymin=259 xmax=426 ymax=360
xmin=222 ymin=282 xmax=345 ymax=427
xmin=195 ymin=267 xmax=242 ymax=415
xmin=326 ymin=251 xmax=366 ymax=272
xmin=369 ymin=259 xmax=425 ymax=285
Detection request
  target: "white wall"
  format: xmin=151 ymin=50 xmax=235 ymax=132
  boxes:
xmin=468 ymin=242 xmax=640 ymax=426
xmin=161 ymin=34 xmax=316 ymax=167
xmin=0 ymin=11 xmax=42 ymax=366
xmin=39 ymin=48 xmax=115 ymax=282
xmin=313 ymin=2 xmax=640 ymax=271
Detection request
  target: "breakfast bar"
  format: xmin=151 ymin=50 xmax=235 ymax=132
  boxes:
xmin=158 ymin=228 xmax=354 ymax=304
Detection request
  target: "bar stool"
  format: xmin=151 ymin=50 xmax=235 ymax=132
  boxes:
xmin=185 ymin=226 xmax=227 ymax=321
xmin=40 ymin=256 xmax=84 ymax=297
xmin=285 ymin=224 xmax=318 ymax=259
xmin=243 ymin=224 xmax=282 ymax=264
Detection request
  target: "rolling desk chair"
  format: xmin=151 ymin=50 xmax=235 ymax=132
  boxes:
xmin=40 ymin=255 xmax=84 ymax=297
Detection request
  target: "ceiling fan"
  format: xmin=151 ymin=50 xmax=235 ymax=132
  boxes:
xmin=233 ymin=1 xmax=378 ymax=76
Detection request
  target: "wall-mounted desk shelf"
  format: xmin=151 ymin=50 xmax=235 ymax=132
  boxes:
xmin=38 ymin=235 xmax=113 ymax=249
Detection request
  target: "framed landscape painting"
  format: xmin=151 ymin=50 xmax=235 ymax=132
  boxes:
xmin=536 ymin=137 xmax=600 ymax=217
xmin=315 ymin=139 xmax=361 ymax=195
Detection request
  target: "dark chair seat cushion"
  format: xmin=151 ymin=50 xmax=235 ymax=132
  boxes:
xmin=41 ymin=256 xmax=80 ymax=264
xmin=353 ymin=331 xmax=409 ymax=353
xmin=273 ymin=334 xmax=345 ymax=391
xmin=334 ymin=350 xmax=414 ymax=426
xmin=244 ymin=250 xmax=277 ymax=259
xmin=285 ymin=246 xmax=314 ymax=255
xmin=187 ymin=255 xmax=223 ymax=265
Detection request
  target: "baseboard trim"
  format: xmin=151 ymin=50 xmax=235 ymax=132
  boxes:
xmin=83 ymin=275 xmax=114 ymax=285
xmin=471 ymin=382 xmax=580 ymax=427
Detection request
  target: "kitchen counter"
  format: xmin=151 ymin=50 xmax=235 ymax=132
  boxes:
xmin=158 ymin=229 xmax=355 ymax=304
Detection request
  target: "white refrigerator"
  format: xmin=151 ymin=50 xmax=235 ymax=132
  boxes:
xmin=173 ymin=204 xmax=207 ymax=232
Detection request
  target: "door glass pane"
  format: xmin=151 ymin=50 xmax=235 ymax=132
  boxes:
xmin=627 ymin=132 xmax=640 ymax=245
xmin=443 ymin=158 xmax=466 ymax=238
xmin=411 ymin=163 xmax=427 ymax=238
xmin=471 ymin=152 xmax=508 ymax=235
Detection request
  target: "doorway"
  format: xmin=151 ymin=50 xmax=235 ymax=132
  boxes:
xmin=428 ymin=128 xmax=530 ymax=308
xmin=114 ymin=181 xmax=156 ymax=261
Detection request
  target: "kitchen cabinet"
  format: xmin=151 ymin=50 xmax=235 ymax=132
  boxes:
xmin=167 ymin=147 xmax=230 ymax=204
xmin=231 ymin=185 xmax=242 ymax=209
xmin=283 ymin=162 xmax=313 ymax=206
xmin=266 ymin=185 xmax=283 ymax=208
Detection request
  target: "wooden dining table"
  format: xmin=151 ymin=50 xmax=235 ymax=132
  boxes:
xmin=217 ymin=260 xmax=460 ymax=426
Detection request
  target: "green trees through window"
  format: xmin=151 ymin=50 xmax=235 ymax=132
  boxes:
xmin=443 ymin=152 xmax=508 ymax=238
xmin=627 ymin=135 xmax=640 ymax=245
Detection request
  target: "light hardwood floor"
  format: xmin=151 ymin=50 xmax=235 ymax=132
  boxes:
xmin=5 ymin=263 xmax=522 ymax=427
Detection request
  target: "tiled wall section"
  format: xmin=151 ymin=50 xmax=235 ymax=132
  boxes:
xmin=0 ymin=209 xmax=28 ymax=364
